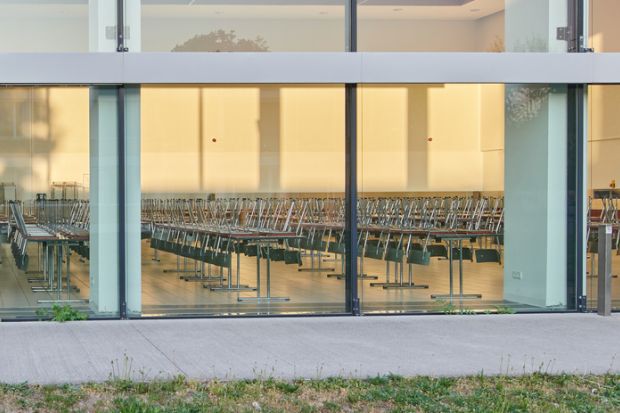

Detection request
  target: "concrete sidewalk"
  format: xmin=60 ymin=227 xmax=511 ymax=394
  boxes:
xmin=0 ymin=314 xmax=618 ymax=384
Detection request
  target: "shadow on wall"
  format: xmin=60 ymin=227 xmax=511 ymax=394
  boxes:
xmin=0 ymin=88 xmax=57 ymax=200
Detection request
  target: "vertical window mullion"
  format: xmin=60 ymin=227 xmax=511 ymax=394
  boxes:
xmin=345 ymin=0 xmax=359 ymax=315
xmin=566 ymin=0 xmax=587 ymax=311
xmin=117 ymin=85 xmax=127 ymax=319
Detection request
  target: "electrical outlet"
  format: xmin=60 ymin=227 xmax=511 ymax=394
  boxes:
xmin=512 ymin=271 xmax=523 ymax=280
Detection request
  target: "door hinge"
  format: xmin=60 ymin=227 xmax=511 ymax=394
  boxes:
xmin=352 ymin=297 xmax=361 ymax=316
xmin=577 ymin=295 xmax=588 ymax=312
xmin=557 ymin=26 xmax=570 ymax=41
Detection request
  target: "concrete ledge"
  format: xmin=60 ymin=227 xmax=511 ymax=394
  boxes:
xmin=0 ymin=314 xmax=618 ymax=384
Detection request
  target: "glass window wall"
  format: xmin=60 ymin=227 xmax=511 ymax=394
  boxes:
xmin=0 ymin=86 xmax=118 ymax=319
xmin=359 ymin=83 xmax=570 ymax=314
xmin=138 ymin=85 xmax=346 ymax=317
xmin=587 ymin=84 xmax=620 ymax=310
xmin=586 ymin=0 xmax=620 ymax=309
xmin=136 ymin=1 xmax=345 ymax=52
xmin=358 ymin=0 xmax=570 ymax=53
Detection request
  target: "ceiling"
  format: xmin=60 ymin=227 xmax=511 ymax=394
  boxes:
xmin=142 ymin=0 xmax=504 ymax=20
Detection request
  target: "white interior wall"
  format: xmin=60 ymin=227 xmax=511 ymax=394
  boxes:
xmin=143 ymin=17 xmax=344 ymax=52
xmin=503 ymin=85 xmax=568 ymax=308
xmin=358 ymin=20 xmax=478 ymax=52
xmin=0 ymin=5 xmax=88 ymax=52
xmin=0 ymin=3 xmax=507 ymax=53
xmin=503 ymin=0 xmax=568 ymax=308
xmin=475 ymin=11 xmax=505 ymax=52
xmin=359 ymin=10 xmax=505 ymax=52
xmin=144 ymin=3 xmax=505 ymax=52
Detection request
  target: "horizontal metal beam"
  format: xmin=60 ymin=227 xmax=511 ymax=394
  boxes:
xmin=1 ymin=52 xmax=620 ymax=85
xmin=361 ymin=53 xmax=613 ymax=84
xmin=0 ymin=53 xmax=124 ymax=85
xmin=123 ymin=52 xmax=360 ymax=84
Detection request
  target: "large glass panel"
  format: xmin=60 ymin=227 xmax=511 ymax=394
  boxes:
xmin=137 ymin=1 xmax=345 ymax=52
xmin=358 ymin=0 xmax=569 ymax=52
xmin=587 ymin=85 xmax=620 ymax=310
xmin=587 ymin=0 xmax=620 ymax=309
xmin=589 ymin=0 xmax=620 ymax=52
xmin=359 ymin=83 xmax=570 ymax=314
xmin=0 ymin=86 xmax=115 ymax=319
xmin=0 ymin=1 xmax=116 ymax=52
xmin=138 ymin=85 xmax=346 ymax=317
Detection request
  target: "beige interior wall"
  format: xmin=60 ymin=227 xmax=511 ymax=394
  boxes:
xmin=588 ymin=0 xmax=620 ymax=198
xmin=589 ymin=0 xmax=620 ymax=53
xmin=359 ymin=86 xmax=409 ymax=191
xmin=589 ymin=86 xmax=620 ymax=191
xmin=425 ymin=85 xmax=485 ymax=191
xmin=359 ymin=84 xmax=504 ymax=193
xmin=201 ymin=87 xmax=262 ymax=193
xmin=279 ymin=86 xmax=345 ymax=192
xmin=141 ymin=85 xmax=344 ymax=196
xmin=0 ymin=84 xmax=508 ymax=200
xmin=141 ymin=87 xmax=202 ymax=194
xmin=0 ymin=87 xmax=89 ymax=201
xmin=481 ymin=84 xmax=506 ymax=191
xmin=141 ymin=84 xmax=507 ymax=197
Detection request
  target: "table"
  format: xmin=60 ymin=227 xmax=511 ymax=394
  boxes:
xmin=429 ymin=232 xmax=485 ymax=303
xmin=152 ymin=224 xmax=299 ymax=302
xmin=236 ymin=232 xmax=300 ymax=303
xmin=10 ymin=222 xmax=88 ymax=304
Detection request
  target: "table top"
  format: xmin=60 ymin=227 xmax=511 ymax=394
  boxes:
xmin=593 ymin=189 xmax=620 ymax=199
xmin=12 ymin=223 xmax=89 ymax=242
xmin=154 ymin=223 xmax=300 ymax=241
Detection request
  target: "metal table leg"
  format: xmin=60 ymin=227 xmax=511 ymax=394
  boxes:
xmin=37 ymin=241 xmax=86 ymax=304
xmin=239 ymin=242 xmax=289 ymax=303
xmin=210 ymin=244 xmax=256 ymax=292
xmin=381 ymin=255 xmax=429 ymax=290
xmin=432 ymin=238 xmax=481 ymax=301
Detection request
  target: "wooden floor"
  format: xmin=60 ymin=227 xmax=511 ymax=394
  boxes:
xmin=1 ymin=240 xmax=619 ymax=318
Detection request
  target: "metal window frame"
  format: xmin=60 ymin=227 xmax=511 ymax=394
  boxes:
xmin=566 ymin=0 xmax=587 ymax=312
xmin=566 ymin=83 xmax=586 ymax=311
xmin=345 ymin=0 xmax=359 ymax=315
xmin=117 ymin=85 xmax=128 ymax=319
xmin=117 ymin=0 xmax=128 ymax=319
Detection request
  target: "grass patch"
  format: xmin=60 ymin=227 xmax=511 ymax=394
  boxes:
xmin=0 ymin=374 xmax=618 ymax=412
xmin=36 ymin=304 xmax=88 ymax=322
